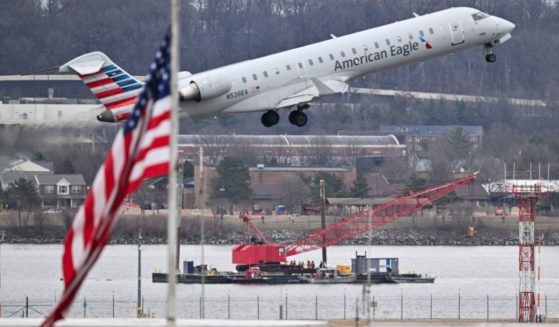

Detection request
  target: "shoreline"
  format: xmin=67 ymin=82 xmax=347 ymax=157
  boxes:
xmin=2 ymin=212 xmax=559 ymax=246
xmin=4 ymin=228 xmax=559 ymax=246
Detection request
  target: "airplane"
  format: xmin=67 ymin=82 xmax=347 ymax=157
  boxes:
xmin=59 ymin=7 xmax=515 ymax=127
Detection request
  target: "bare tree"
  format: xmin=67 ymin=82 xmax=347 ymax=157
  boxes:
xmin=278 ymin=175 xmax=310 ymax=213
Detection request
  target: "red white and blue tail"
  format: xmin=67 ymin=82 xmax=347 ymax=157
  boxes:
xmin=59 ymin=52 xmax=143 ymax=122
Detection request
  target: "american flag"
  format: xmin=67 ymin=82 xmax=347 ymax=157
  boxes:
xmin=41 ymin=32 xmax=172 ymax=327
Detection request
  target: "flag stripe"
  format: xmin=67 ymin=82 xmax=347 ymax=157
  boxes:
xmin=82 ymin=190 xmax=96 ymax=247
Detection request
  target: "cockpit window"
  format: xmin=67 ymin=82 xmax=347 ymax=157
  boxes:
xmin=472 ymin=11 xmax=489 ymax=21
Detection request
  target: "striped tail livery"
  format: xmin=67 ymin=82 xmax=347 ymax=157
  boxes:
xmin=60 ymin=52 xmax=143 ymax=122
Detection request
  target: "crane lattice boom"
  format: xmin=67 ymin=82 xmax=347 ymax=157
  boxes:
xmin=285 ymin=173 xmax=478 ymax=256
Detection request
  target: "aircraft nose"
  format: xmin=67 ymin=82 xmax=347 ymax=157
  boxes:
xmin=499 ymin=18 xmax=516 ymax=33
xmin=503 ymin=20 xmax=515 ymax=32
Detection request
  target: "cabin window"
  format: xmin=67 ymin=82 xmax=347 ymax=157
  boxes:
xmin=408 ymin=34 xmax=413 ymax=40
xmin=363 ymin=46 xmax=368 ymax=52
xmin=419 ymin=30 xmax=425 ymax=37
xmin=252 ymin=74 xmax=258 ymax=81
xmin=340 ymin=51 xmax=346 ymax=57
xmin=385 ymin=39 xmax=391 ymax=46
xmin=275 ymin=68 xmax=280 ymax=75
xmin=298 ymin=62 xmax=303 ymax=69
xmin=397 ymin=36 xmax=402 ymax=43
xmin=308 ymin=59 xmax=314 ymax=66
xmin=329 ymin=54 xmax=335 ymax=60
xmin=263 ymin=71 xmax=268 ymax=78
xmin=374 ymin=42 xmax=379 ymax=49
xmin=286 ymin=64 xmax=291 ymax=71
xmin=429 ymin=27 xmax=435 ymax=34
xmin=242 ymin=77 xmax=247 ymax=83
xmin=352 ymin=48 xmax=357 ymax=54
xmin=318 ymin=56 xmax=324 ymax=63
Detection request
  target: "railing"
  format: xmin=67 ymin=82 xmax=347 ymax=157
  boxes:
xmin=2 ymin=293 xmax=555 ymax=321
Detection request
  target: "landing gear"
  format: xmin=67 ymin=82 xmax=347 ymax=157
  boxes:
xmin=485 ymin=53 xmax=496 ymax=63
xmin=261 ymin=110 xmax=279 ymax=127
xmin=484 ymin=44 xmax=496 ymax=63
xmin=288 ymin=107 xmax=308 ymax=127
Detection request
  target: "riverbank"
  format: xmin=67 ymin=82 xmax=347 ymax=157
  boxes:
xmin=2 ymin=212 xmax=559 ymax=245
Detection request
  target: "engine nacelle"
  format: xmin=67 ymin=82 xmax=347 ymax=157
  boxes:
xmin=179 ymin=75 xmax=232 ymax=102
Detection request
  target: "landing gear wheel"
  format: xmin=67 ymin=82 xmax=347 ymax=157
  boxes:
xmin=261 ymin=110 xmax=279 ymax=127
xmin=484 ymin=43 xmax=496 ymax=63
xmin=485 ymin=53 xmax=497 ymax=63
xmin=289 ymin=110 xmax=308 ymax=127
xmin=288 ymin=111 xmax=298 ymax=125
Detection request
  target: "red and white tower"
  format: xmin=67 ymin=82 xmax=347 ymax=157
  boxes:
xmin=513 ymin=185 xmax=542 ymax=322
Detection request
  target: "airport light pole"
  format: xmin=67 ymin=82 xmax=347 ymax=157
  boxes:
xmin=319 ymin=180 xmax=327 ymax=265
xmin=137 ymin=230 xmax=142 ymax=318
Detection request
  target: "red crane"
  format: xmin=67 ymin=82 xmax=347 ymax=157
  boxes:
xmin=232 ymin=173 xmax=478 ymax=266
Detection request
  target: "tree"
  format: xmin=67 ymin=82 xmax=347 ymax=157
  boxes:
xmin=0 ymin=185 xmax=6 ymax=209
xmin=309 ymin=172 xmax=347 ymax=203
xmin=445 ymin=127 xmax=473 ymax=162
xmin=407 ymin=173 xmax=426 ymax=193
xmin=210 ymin=156 xmax=252 ymax=208
xmin=183 ymin=160 xmax=194 ymax=179
xmin=278 ymin=175 xmax=310 ymax=212
xmin=350 ymin=174 xmax=370 ymax=198
xmin=5 ymin=178 xmax=41 ymax=226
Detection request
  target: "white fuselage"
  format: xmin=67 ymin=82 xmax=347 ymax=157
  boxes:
xmin=177 ymin=7 xmax=514 ymax=118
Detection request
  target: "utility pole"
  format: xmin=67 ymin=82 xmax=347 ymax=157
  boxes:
xmin=137 ymin=230 xmax=142 ymax=318
xmin=319 ymin=180 xmax=327 ymax=265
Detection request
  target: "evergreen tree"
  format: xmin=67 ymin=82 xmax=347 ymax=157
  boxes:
xmin=5 ymin=178 xmax=41 ymax=226
xmin=407 ymin=173 xmax=426 ymax=193
xmin=210 ymin=156 xmax=252 ymax=207
xmin=309 ymin=172 xmax=347 ymax=203
xmin=183 ymin=160 xmax=194 ymax=179
xmin=350 ymin=174 xmax=370 ymax=198
xmin=0 ymin=185 xmax=5 ymax=209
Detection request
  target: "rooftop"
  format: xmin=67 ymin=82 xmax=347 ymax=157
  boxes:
xmin=35 ymin=174 xmax=86 ymax=185
xmin=178 ymin=134 xmax=400 ymax=147
xmin=380 ymin=125 xmax=483 ymax=137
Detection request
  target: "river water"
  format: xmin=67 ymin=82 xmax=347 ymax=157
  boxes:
xmin=1 ymin=244 xmax=559 ymax=320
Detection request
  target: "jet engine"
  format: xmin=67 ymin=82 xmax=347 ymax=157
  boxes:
xmin=179 ymin=75 xmax=232 ymax=102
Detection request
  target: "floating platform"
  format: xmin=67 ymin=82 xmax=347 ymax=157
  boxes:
xmin=152 ymin=271 xmax=434 ymax=285
xmin=152 ymin=272 xmax=309 ymax=284
xmin=153 ymin=254 xmax=435 ymax=285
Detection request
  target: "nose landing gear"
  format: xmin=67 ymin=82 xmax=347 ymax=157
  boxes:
xmin=484 ymin=44 xmax=496 ymax=63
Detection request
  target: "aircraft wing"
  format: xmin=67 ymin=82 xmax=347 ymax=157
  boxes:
xmin=274 ymin=78 xmax=349 ymax=108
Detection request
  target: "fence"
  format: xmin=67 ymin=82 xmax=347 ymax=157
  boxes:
xmin=1 ymin=293 xmax=556 ymax=321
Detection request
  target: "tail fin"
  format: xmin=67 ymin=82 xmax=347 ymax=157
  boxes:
xmin=59 ymin=52 xmax=143 ymax=122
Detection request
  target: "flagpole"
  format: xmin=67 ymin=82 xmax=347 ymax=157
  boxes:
xmin=168 ymin=0 xmax=180 ymax=324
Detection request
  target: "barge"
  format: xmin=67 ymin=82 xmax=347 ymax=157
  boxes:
xmin=152 ymin=253 xmax=434 ymax=285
